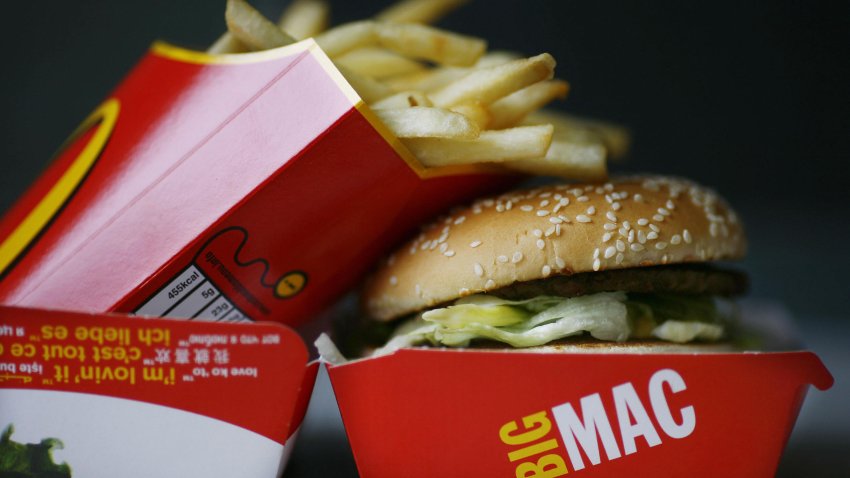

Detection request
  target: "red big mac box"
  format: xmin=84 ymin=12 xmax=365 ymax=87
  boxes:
xmin=323 ymin=177 xmax=834 ymax=478
xmin=0 ymin=39 xmax=513 ymax=476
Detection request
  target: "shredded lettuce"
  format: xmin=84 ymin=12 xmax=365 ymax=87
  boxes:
xmin=376 ymin=291 xmax=735 ymax=354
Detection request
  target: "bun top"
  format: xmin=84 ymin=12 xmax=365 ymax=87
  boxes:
xmin=364 ymin=176 xmax=746 ymax=321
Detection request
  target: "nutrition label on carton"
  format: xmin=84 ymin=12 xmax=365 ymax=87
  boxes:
xmin=134 ymin=265 xmax=251 ymax=322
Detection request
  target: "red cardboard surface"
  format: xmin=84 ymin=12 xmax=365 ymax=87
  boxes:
xmin=0 ymin=40 xmax=513 ymax=327
xmin=0 ymin=306 xmax=316 ymax=476
xmin=328 ymin=349 xmax=833 ymax=478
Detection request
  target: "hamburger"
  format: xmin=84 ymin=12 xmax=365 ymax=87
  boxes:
xmin=355 ymin=175 xmax=749 ymax=355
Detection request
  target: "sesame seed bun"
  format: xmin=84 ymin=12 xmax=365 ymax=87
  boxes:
xmin=365 ymin=175 xmax=746 ymax=321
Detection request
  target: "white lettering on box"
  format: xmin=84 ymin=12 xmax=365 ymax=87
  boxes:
xmin=551 ymin=393 xmax=621 ymax=471
xmin=648 ymin=368 xmax=695 ymax=439
xmin=612 ymin=382 xmax=662 ymax=455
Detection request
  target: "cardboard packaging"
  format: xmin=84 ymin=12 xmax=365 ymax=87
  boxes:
xmin=0 ymin=306 xmax=316 ymax=476
xmin=327 ymin=349 xmax=833 ymax=477
xmin=0 ymin=40 xmax=512 ymax=326
xmin=0 ymin=40 xmax=511 ymax=476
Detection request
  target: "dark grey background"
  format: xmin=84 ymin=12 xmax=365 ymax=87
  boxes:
xmin=0 ymin=1 xmax=847 ymax=476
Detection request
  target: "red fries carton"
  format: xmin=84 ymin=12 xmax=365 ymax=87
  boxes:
xmin=327 ymin=349 xmax=832 ymax=477
xmin=0 ymin=40 xmax=512 ymax=476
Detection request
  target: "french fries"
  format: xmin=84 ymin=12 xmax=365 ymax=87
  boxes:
xmin=277 ymin=0 xmax=329 ymax=40
xmin=375 ymin=108 xmax=480 ymax=139
xmin=336 ymin=47 xmax=426 ymax=79
xmin=402 ymin=125 xmax=553 ymax=167
xmin=375 ymin=23 xmax=486 ymax=67
xmin=375 ymin=0 xmax=470 ymax=24
xmin=209 ymin=0 xmax=629 ymax=178
xmin=226 ymin=0 xmax=295 ymax=50
xmin=488 ymin=80 xmax=570 ymax=129
xmin=430 ymin=54 xmax=556 ymax=108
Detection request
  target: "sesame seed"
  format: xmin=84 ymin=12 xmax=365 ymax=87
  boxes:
xmin=553 ymin=204 xmax=563 ymax=213
xmin=389 ymin=276 xmax=398 ymax=285
xmin=536 ymin=239 xmax=546 ymax=250
xmin=470 ymin=240 xmax=482 ymax=248
xmin=560 ymin=198 xmax=570 ymax=206
xmin=537 ymin=210 xmax=550 ymax=217
xmin=586 ymin=206 xmax=596 ymax=215
xmin=602 ymin=232 xmax=613 ymax=242
xmin=540 ymin=200 xmax=550 ymax=207
xmin=558 ymin=215 xmax=571 ymax=223
xmin=655 ymin=242 xmax=668 ymax=250
xmin=631 ymin=243 xmax=645 ymax=252
xmin=647 ymin=231 xmax=659 ymax=240
xmin=444 ymin=250 xmax=455 ymax=257
xmin=485 ymin=279 xmax=496 ymax=289
xmin=593 ymin=248 xmax=600 ymax=259
xmin=542 ymin=265 xmax=552 ymax=277
xmin=638 ymin=230 xmax=647 ymax=244
xmin=512 ymin=251 xmax=523 ymax=263
xmin=459 ymin=287 xmax=470 ymax=295
xmin=555 ymin=257 xmax=566 ymax=269
xmin=439 ymin=243 xmax=448 ymax=253
xmin=605 ymin=194 xmax=614 ymax=203
xmin=430 ymin=241 xmax=439 ymax=250
xmin=540 ymin=192 xmax=552 ymax=198
xmin=454 ymin=216 xmax=466 ymax=225
xmin=612 ymin=202 xmax=622 ymax=211
xmin=497 ymin=255 xmax=508 ymax=263
xmin=595 ymin=187 xmax=605 ymax=194
xmin=710 ymin=223 xmax=719 ymax=237
xmin=473 ymin=263 xmax=484 ymax=277
xmin=653 ymin=214 xmax=665 ymax=222
xmin=623 ymin=221 xmax=631 ymax=230
xmin=671 ymin=234 xmax=682 ymax=245
xmin=545 ymin=226 xmax=556 ymax=237
xmin=604 ymin=223 xmax=617 ymax=231
xmin=576 ymin=215 xmax=592 ymax=223
xmin=649 ymin=224 xmax=660 ymax=233
xmin=683 ymin=229 xmax=693 ymax=243
xmin=473 ymin=207 xmax=482 ymax=214
xmin=520 ymin=205 xmax=533 ymax=212
xmin=556 ymin=224 xmax=562 ymax=235
xmin=606 ymin=211 xmax=618 ymax=222
xmin=634 ymin=194 xmax=643 ymax=202
xmin=577 ymin=195 xmax=590 ymax=202
xmin=666 ymin=200 xmax=675 ymax=210
xmin=616 ymin=253 xmax=624 ymax=264
xmin=593 ymin=258 xmax=601 ymax=271
xmin=616 ymin=240 xmax=626 ymax=252
xmin=628 ymin=229 xmax=636 ymax=243
xmin=658 ymin=207 xmax=671 ymax=216
xmin=506 ymin=201 xmax=513 ymax=210
xmin=533 ymin=229 xmax=543 ymax=237
xmin=619 ymin=227 xmax=629 ymax=237
xmin=496 ymin=204 xmax=505 ymax=212
xmin=604 ymin=246 xmax=616 ymax=259
xmin=549 ymin=217 xmax=563 ymax=224
xmin=637 ymin=218 xmax=649 ymax=226
xmin=661 ymin=254 xmax=669 ymax=264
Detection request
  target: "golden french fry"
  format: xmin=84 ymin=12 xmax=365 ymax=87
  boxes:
xmin=526 ymin=110 xmax=631 ymax=160
xmin=335 ymin=65 xmax=395 ymax=103
xmin=474 ymin=51 xmax=523 ymax=68
xmin=207 ymin=32 xmax=248 ymax=54
xmin=449 ymin=103 xmax=490 ymax=130
xmin=430 ymin=53 xmax=556 ymax=108
xmin=314 ymin=21 xmax=378 ymax=57
xmin=226 ymin=0 xmax=296 ymax=50
xmin=376 ymin=107 xmax=480 ymax=139
xmin=488 ymin=80 xmax=570 ymax=129
xmin=277 ymin=0 xmax=330 ymax=39
xmin=375 ymin=23 xmax=486 ymax=67
xmin=402 ymin=125 xmax=553 ymax=167
xmin=336 ymin=47 xmax=426 ymax=79
xmin=371 ymin=91 xmax=434 ymax=109
xmin=383 ymin=67 xmax=467 ymax=93
xmin=375 ymin=0 xmax=470 ymax=24
xmin=504 ymin=139 xmax=608 ymax=180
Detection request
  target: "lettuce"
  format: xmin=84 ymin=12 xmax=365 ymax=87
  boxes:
xmin=0 ymin=424 xmax=72 ymax=477
xmin=377 ymin=291 xmax=734 ymax=353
